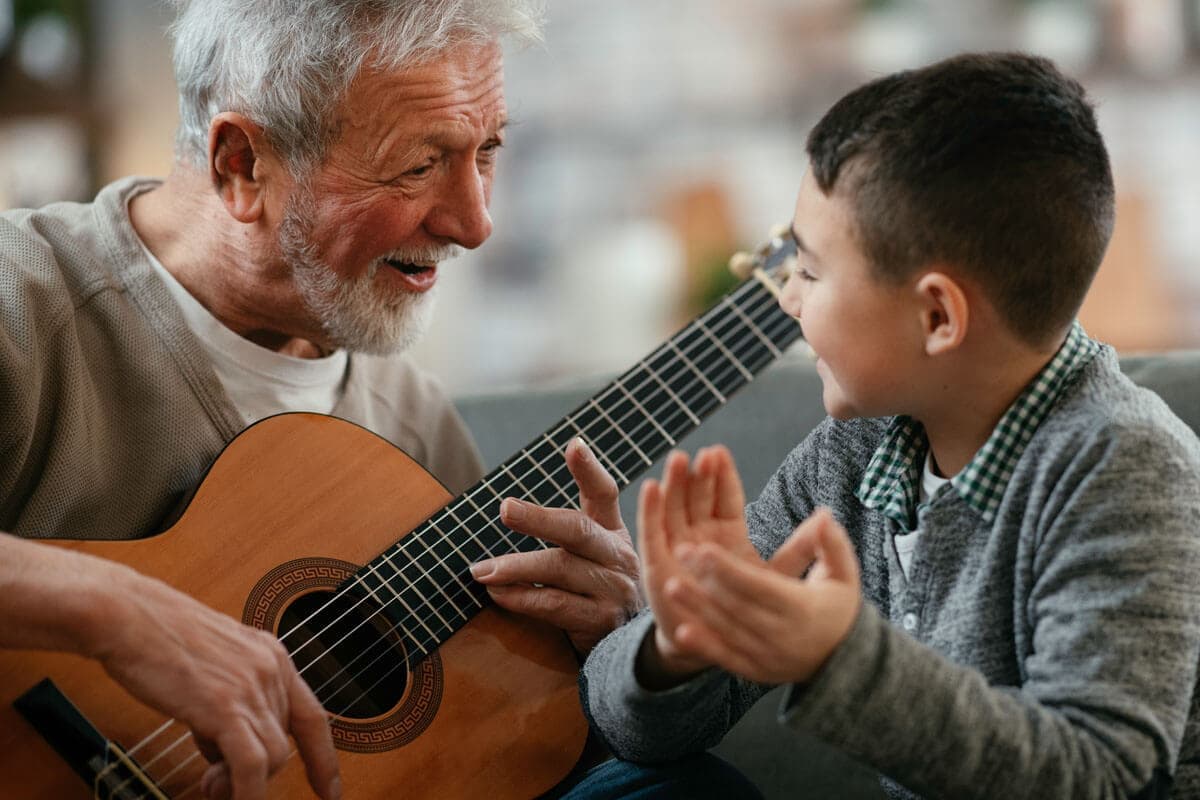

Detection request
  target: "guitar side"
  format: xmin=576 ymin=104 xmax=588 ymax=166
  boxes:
xmin=0 ymin=414 xmax=587 ymax=799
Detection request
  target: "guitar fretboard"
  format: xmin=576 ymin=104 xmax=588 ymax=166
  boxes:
xmin=344 ymin=247 xmax=801 ymax=664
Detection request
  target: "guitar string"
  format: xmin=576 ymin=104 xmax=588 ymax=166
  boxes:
xmin=116 ymin=268 xmax=796 ymax=796
xmin=144 ymin=302 xmax=796 ymax=800
xmin=118 ymin=280 xmax=795 ymax=798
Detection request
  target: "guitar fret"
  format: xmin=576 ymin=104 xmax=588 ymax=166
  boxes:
xmin=583 ymin=398 xmax=643 ymax=479
xmin=641 ymin=358 xmax=701 ymax=427
xmin=666 ymin=339 xmax=726 ymax=403
xmin=472 ymin=478 xmax=551 ymax=551
xmin=723 ymin=293 xmax=783 ymax=359
xmin=366 ymin=561 xmax=454 ymax=637
xmin=459 ymin=491 xmax=522 ymax=553
xmin=530 ymin=437 xmax=579 ymax=508
xmin=589 ymin=393 xmax=652 ymax=470
xmin=577 ymin=400 xmax=633 ymax=483
xmin=403 ymin=545 xmax=471 ymax=621
xmin=426 ymin=508 xmax=486 ymax=572
xmin=695 ymin=318 xmax=754 ymax=382
xmin=350 ymin=574 xmax=429 ymax=655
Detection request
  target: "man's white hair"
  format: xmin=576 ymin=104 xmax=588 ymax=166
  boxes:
xmin=168 ymin=0 xmax=543 ymax=174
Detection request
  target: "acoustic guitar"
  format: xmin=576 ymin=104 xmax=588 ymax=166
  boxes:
xmin=0 ymin=234 xmax=800 ymax=799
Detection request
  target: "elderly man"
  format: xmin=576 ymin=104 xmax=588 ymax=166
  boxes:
xmin=0 ymin=2 xmax=650 ymax=798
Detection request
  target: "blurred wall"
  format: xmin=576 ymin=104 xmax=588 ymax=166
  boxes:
xmin=3 ymin=0 xmax=1199 ymax=393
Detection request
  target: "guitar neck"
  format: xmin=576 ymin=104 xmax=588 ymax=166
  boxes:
xmin=352 ymin=259 xmax=801 ymax=660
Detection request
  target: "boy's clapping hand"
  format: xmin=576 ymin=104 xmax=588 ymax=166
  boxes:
xmin=637 ymin=447 xmax=862 ymax=687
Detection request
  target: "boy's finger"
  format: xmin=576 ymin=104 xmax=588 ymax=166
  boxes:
xmin=812 ymin=508 xmax=860 ymax=583
xmin=674 ymin=621 xmax=760 ymax=679
xmin=666 ymin=570 xmax=764 ymax=656
xmin=711 ymin=446 xmax=747 ymax=519
xmin=661 ymin=451 xmax=692 ymax=538
xmin=637 ymin=479 xmax=668 ymax=570
xmin=686 ymin=447 xmax=717 ymax=525
xmin=768 ymin=514 xmax=825 ymax=576
xmin=686 ymin=542 xmax=783 ymax=609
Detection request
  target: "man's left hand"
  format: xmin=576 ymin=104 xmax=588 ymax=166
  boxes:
xmin=469 ymin=438 xmax=642 ymax=656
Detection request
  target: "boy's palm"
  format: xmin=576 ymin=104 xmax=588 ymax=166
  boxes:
xmin=638 ymin=447 xmax=862 ymax=687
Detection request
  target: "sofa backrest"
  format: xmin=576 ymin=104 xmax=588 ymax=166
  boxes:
xmin=456 ymin=352 xmax=1200 ymax=530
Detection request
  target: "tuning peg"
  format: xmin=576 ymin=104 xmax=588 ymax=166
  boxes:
xmin=728 ymin=251 xmax=756 ymax=280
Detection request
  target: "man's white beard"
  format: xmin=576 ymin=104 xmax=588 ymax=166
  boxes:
xmin=279 ymin=189 xmax=455 ymax=355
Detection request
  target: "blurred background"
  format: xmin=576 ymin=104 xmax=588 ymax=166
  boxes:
xmin=3 ymin=0 xmax=1199 ymax=394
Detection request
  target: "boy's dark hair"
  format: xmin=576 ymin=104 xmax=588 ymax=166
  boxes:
xmin=807 ymin=52 xmax=1114 ymax=347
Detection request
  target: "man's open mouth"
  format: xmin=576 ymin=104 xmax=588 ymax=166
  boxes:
xmin=385 ymin=258 xmax=434 ymax=276
xmin=381 ymin=258 xmax=439 ymax=293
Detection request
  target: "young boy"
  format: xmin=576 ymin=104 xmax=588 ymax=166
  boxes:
xmin=580 ymin=53 xmax=1200 ymax=799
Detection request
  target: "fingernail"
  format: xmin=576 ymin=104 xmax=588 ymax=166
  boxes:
xmin=574 ymin=437 xmax=592 ymax=459
xmin=330 ymin=776 xmax=343 ymax=800
xmin=501 ymin=497 xmax=525 ymax=522
xmin=470 ymin=561 xmax=494 ymax=579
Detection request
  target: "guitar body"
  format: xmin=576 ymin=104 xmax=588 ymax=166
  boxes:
xmin=0 ymin=414 xmax=587 ymax=798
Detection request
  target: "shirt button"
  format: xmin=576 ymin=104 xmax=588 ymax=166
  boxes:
xmin=902 ymin=612 xmax=918 ymax=632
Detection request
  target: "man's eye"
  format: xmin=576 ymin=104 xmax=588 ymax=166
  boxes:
xmin=406 ymin=163 xmax=434 ymax=178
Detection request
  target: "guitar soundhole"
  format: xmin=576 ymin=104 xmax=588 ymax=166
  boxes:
xmin=244 ymin=557 xmax=444 ymax=751
xmin=280 ymin=590 xmax=408 ymax=720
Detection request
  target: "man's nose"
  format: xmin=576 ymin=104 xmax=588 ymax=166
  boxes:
xmin=426 ymin=163 xmax=493 ymax=249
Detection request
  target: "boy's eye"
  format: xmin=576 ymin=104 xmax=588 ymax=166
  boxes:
xmin=797 ymin=268 xmax=817 ymax=281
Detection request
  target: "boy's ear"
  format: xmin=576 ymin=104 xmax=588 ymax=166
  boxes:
xmin=914 ymin=271 xmax=969 ymax=356
xmin=208 ymin=112 xmax=275 ymax=224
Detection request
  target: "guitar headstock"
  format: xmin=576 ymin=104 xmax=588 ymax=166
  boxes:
xmin=727 ymin=224 xmax=799 ymax=302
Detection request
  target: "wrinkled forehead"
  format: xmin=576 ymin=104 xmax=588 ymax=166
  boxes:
xmin=326 ymin=40 xmax=507 ymax=165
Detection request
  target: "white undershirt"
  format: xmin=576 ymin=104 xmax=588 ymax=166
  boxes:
xmin=893 ymin=450 xmax=952 ymax=579
xmin=140 ymin=241 xmax=348 ymax=425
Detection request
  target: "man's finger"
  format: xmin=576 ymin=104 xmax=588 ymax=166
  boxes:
xmin=287 ymin=673 xmax=341 ymax=800
xmin=499 ymin=499 xmax=617 ymax=564
xmin=565 ymin=437 xmax=623 ymax=531
xmin=469 ymin=546 xmax=595 ymax=595
xmin=217 ymin=724 xmax=269 ymax=800
xmin=486 ymin=583 xmax=595 ymax=630
xmin=201 ymin=762 xmax=231 ymax=800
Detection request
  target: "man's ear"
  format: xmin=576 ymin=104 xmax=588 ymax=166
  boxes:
xmin=914 ymin=271 xmax=969 ymax=356
xmin=208 ymin=112 xmax=273 ymax=224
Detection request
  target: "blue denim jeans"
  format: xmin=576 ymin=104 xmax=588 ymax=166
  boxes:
xmin=555 ymin=754 xmax=764 ymax=800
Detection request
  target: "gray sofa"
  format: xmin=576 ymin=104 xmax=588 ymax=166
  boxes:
xmin=454 ymin=351 xmax=1200 ymax=799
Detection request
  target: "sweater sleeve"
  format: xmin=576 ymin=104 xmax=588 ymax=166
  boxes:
xmin=778 ymin=419 xmax=1200 ymax=799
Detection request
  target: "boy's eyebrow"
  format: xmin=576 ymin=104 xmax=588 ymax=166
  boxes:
xmin=790 ymin=223 xmax=821 ymax=265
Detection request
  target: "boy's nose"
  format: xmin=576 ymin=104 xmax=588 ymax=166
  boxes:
xmin=779 ymin=273 xmax=803 ymax=319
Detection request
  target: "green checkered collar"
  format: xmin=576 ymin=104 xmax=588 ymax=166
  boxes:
xmin=857 ymin=322 xmax=1101 ymax=527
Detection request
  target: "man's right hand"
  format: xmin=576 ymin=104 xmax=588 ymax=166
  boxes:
xmin=0 ymin=533 xmax=341 ymax=800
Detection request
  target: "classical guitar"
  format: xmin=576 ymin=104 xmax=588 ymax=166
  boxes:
xmin=0 ymin=234 xmax=800 ymax=799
